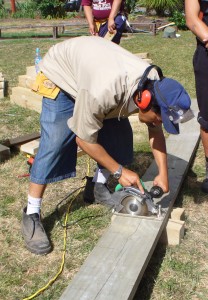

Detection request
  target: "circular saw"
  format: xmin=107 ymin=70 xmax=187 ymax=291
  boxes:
xmin=113 ymin=186 xmax=163 ymax=216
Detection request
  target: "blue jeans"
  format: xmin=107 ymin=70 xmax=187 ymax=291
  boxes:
xmin=30 ymin=91 xmax=133 ymax=184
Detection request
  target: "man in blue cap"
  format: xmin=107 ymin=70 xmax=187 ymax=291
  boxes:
xmin=21 ymin=36 xmax=194 ymax=255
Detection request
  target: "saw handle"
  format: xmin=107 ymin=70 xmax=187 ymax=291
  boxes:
xmin=115 ymin=180 xmax=146 ymax=192
xmin=149 ymin=186 xmax=164 ymax=198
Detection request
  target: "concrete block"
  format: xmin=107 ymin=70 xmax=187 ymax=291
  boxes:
xmin=160 ymin=219 xmax=185 ymax=246
xmin=0 ymin=144 xmax=11 ymax=162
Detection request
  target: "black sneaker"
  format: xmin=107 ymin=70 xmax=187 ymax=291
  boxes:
xmin=201 ymin=178 xmax=208 ymax=193
xmin=94 ymin=183 xmax=119 ymax=207
xmin=21 ymin=207 xmax=52 ymax=255
xmin=83 ymin=176 xmax=95 ymax=204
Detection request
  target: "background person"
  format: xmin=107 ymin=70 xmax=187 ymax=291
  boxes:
xmin=185 ymin=0 xmax=208 ymax=193
xmin=81 ymin=0 xmax=126 ymax=44
xmin=22 ymin=36 xmax=193 ymax=255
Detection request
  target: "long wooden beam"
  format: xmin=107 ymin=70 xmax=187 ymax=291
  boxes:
xmin=59 ymin=100 xmax=200 ymax=300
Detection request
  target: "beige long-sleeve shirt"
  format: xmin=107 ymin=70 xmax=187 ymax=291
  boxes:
xmin=39 ymin=36 xmax=159 ymax=143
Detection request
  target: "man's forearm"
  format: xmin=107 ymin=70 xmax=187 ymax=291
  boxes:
xmin=76 ymin=136 xmax=145 ymax=191
xmin=148 ymin=126 xmax=169 ymax=191
xmin=108 ymin=0 xmax=122 ymax=20
xmin=185 ymin=0 xmax=208 ymax=43
xmin=83 ymin=6 xmax=94 ymax=26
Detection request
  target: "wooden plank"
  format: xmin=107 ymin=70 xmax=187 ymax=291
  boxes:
xmin=0 ymin=22 xmax=88 ymax=39
xmin=160 ymin=219 xmax=185 ymax=246
xmin=0 ymin=144 xmax=10 ymax=162
xmin=59 ymin=99 xmax=200 ymax=300
xmin=26 ymin=66 xmax=36 ymax=78
xmin=19 ymin=139 xmax=86 ymax=157
xmin=2 ymin=132 xmax=40 ymax=148
xmin=20 ymin=139 xmax=40 ymax=155
xmin=0 ymin=22 xmax=88 ymax=30
xmin=18 ymin=74 xmax=35 ymax=89
xmin=10 ymin=86 xmax=42 ymax=113
xmin=134 ymin=52 xmax=149 ymax=59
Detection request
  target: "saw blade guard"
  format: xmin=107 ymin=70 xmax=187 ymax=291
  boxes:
xmin=114 ymin=187 xmax=149 ymax=216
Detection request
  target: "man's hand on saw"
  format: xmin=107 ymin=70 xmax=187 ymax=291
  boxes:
xmin=118 ymin=167 xmax=144 ymax=193
xmin=153 ymin=174 xmax=169 ymax=193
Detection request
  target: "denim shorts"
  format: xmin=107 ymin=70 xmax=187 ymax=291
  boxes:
xmin=30 ymin=91 xmax=133 ymax=184
xmin=30 ymin=91 xmax=77 ymax=184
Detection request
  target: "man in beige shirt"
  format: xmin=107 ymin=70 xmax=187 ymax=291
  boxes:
xmin=22 ymin=36 xmax=193 ymax=255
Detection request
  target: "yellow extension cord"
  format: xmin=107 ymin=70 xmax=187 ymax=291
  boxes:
xmin=22 ymin=158 xmax=91 ymax=300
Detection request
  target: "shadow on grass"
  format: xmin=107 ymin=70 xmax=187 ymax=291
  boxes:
xmin=175 ymin=168 xmax=208 ymax=205
xmin=133 ymin=243 xmax=167 ymax=300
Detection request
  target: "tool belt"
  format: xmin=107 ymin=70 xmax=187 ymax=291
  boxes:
xmin=31 ymin=72 xmax=60 ymax=99
xmin=94 ymin=18 xmax=108 ymax=32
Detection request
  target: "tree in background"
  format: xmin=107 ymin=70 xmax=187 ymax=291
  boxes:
xmin=10 ymin=0 xmax=16 ymax=12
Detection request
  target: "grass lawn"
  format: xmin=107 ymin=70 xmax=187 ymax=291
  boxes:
xmin=0 ymin=22 xmax=208 ymax=300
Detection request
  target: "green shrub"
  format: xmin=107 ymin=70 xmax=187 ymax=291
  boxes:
xmin=12 ymin=1 xmax=38 ymax=18
xmin=34 ymin=0 xmax=66 ymax=18
xmin=0 ymin=0 xmax=9 ymax=18
xmin=138 ymin=0 xmax=183 ymax=17
xmin=169 ymin=11 xmax=188 ymax=30
xmin=125 ymin=0 xmax=137 ymax=14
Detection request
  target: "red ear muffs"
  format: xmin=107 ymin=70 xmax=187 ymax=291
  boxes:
xmin=136 ymin=65 xmax=164 ymax=110
xmin=136 ymin=90 xmax=152 ymax=110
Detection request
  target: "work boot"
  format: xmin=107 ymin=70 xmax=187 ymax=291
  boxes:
xmin=21 ymin=207 xmax=52 ymax=255
xmin=83 ymin=176 xmax=95 ymax=204
xmin=201 ymin=178 xmax=208 ymax=193
xmin=94 ymin=183 xmax=119 ymax=208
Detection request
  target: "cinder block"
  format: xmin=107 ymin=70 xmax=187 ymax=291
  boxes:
xmin=160 ymin=219 xmax=185 ymax=246
xmin=0 ymin=144 xmax=11 ymax=162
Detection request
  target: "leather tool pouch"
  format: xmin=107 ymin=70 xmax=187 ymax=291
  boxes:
xmin=31 ymin=72 xmax=60 ymax=100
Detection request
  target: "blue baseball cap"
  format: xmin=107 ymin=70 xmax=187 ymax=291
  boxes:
xmin=153 ymin=78 xmax=192 ymax=134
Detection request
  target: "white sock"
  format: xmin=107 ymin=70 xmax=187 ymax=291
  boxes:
xmin=26 ymin=195 xmax=42 ymax=215
xmin=92 ymin=168 xmax=110 ymax=184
